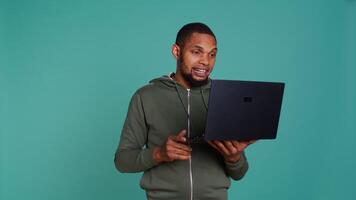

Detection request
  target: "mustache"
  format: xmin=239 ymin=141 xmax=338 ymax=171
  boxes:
xmin=181 ymin=70 xmax=209 ymax=87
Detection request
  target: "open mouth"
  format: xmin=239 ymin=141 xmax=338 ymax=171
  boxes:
xmin=192 ymin=67 xmax=209 ymax=78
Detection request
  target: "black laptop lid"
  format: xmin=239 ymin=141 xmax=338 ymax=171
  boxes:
xmin=204 ymin=80 xmax=285 ymax=141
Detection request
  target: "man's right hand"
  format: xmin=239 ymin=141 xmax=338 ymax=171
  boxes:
xmin=153 ymin=130 xmax=192 ymax=164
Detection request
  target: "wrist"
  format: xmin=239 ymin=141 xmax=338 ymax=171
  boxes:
xmin=224 ymin=153 xmax=241 ymax=164
xmin=153 ymin=146 xmax=163 ymax=164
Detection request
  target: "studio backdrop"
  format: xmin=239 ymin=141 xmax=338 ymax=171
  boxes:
xmin=1 ymin=0 xmax=355 ymax=199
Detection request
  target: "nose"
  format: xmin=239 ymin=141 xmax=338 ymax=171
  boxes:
xmin=199 ymin=54 xmax=209 ymax=66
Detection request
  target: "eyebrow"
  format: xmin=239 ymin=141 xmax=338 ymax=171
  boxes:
xmin=192 ymin=45 xmax=218 ymax=52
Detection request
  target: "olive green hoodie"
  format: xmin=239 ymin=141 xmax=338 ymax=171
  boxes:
xmin=114 ymin=73 xmax=248 ymax=200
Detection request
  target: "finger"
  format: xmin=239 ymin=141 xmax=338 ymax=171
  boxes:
xmin=237 ymin=141 xmax=251 ymax=151
xmin=169 ymin=136 xmax=186 ymax=145
xmin=223 ymin=141 xmax=238 ymax=154
xmin=168 ymin=140 xmax=191 ymax=152
xmin=240 ymin=140 xmax=255 ymax=145
xmin=208 ymin=141 xmax=219 ymax=150
xmin=166 ymin=154 xmax=190 ymax=161
xmin=167 ymin=148 xmax=191 ymax=157
xmin=208 ymin=141 xmax=224 ymax=154
xmin=166 ymin=148 xmax=190 ymax=161
xmin=214 ymin=141 xmax=231 ymax=156
xmin=232 ymin=140 xmax=250 ymax=152
xmin=231 ymin=141 xmax=241 ymax=149
xmin=173 ymin=154 xmax=190 ymax=160
xmin=249 ymin=140 xmax=257 ymax=144
xmin=168 ymin=142 xmax=192 ymax=152
xmin=173 ymin=130 xmax=187 ymax=143
xmin=177 ymin=129 xmax=187 ymax=137
xmin=241 ymin=143 xmax=249 ymax=151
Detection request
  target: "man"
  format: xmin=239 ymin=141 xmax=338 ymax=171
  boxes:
xmin=114 ymin=22 xmax=255 ymax=200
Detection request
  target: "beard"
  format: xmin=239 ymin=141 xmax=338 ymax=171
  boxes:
xmin=180 ymin=69 xmax=209 ymax=87
xmin=178 ymin=57 xmax=209 ymax=88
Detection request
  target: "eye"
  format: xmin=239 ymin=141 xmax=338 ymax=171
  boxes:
xmin=209 ymin=52 xmax=216 ymax=58
xmin=192 ymin=50 xmax=201 ymax=55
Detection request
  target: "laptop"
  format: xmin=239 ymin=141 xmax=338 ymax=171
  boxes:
xmin=204 ymin=79 xmax=285 ymax=141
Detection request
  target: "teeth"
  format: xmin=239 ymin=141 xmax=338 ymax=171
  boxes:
xmin=195 ymin=69 xmax=206 ymax=72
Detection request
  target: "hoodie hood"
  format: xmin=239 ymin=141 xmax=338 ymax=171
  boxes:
xmin=149 ymin=72 xmax=211 ymax=91
xmin=149 ymin=72 xmax=211 ymax=115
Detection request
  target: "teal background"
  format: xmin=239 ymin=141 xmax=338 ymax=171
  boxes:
xmin=1 ymin=0 xmax=355 ymax=199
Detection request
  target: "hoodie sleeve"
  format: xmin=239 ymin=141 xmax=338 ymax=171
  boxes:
xmin=224 ymin=151 xmax=249 ymax=180
xmin=114 ymin=92 xmax=157 ymax=173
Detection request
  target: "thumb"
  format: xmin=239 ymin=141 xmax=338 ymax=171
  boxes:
xmin=177 ymin=129 xmax=187 ymax=137
xmin=175 ymin=129 xmax=187 ymax=142
xmin=249 ymin=140 xmax=257 ymax=144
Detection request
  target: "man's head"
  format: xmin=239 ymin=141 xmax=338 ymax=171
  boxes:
xmin=175 ymin=22 xmax=217 ymax=49
xmin=172 ymin=22 xmax=217 ymax=88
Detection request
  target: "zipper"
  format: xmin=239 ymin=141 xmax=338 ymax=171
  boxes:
xmin=187 ymin=89 xmax=193 ymax=200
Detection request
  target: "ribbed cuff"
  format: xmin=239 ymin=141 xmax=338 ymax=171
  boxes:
xmin=225 ymin=153 xmax=246 ymax=170
xmin=142 ymin=147 xmax=158 ymax=169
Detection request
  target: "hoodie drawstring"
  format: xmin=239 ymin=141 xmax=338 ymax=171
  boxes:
xmin=173 ymin=83 xmax=209 ymax=116
xmin=174 ymin=82 xmax=190 ymax=118
xmin=200 ymin=88 xmax=208 ymax=111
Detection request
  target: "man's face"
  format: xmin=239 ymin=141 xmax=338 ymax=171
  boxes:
xmin=174 ymin=32 xmax=217 ymax=87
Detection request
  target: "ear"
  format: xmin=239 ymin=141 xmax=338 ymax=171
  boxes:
xmin=172 ymin=44 xmax=180 ymax=60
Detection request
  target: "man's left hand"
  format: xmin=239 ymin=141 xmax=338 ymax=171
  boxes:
xmin=207 ymin=140 xmax=256 ymax=163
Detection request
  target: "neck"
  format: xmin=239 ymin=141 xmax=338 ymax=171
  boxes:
xmin=172 ymin=71 xmax=192 ymax=89
xmin=172 ymin=71 xmax=209 ymax=89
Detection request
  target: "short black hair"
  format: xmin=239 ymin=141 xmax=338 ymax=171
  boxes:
xmin=175 ymin=22 xmax=216 ymax=48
